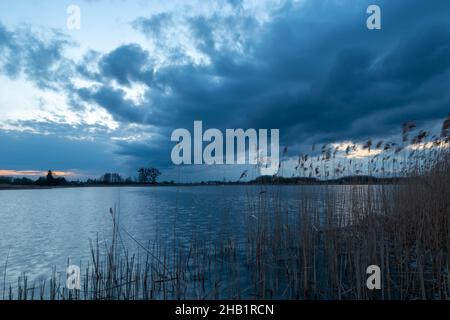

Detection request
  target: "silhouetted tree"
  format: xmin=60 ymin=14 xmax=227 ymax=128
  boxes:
xmin=35 ymin=177 xmax=47 ymax=186
xmin=13 ymin=177 xmax=34 ymax=185
xmin=46 ymin=170 xmax=55 ymax=184
xmin=38 ymin=170 xmax=68 ymax=186
xmin=0 ymin=176 xmax=13 ymax=184
xmin=138 ymin=168 xmax=161 ymax=184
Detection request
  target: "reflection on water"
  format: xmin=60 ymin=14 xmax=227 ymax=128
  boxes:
xmin=0 ymin=185 xmax=381 ymax=292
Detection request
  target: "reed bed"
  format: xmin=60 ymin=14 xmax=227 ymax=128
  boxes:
xmin=3 ymin=116 xmax=450 ymax=300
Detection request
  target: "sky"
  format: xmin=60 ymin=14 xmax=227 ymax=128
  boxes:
xmin=0 ymin=0 xmax=449 ymax=181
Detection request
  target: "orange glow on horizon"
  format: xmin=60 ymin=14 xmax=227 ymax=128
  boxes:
xmin=0 ymin=170 xmax=76 ymax=177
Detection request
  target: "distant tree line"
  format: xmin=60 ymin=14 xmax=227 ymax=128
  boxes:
xmin=0 ymin=169 xmax=406 ymax=187
xmin=0 ymin=176 xmax=35 ymax=185
xmin=0 ymin=167 xmax=165 ymax=186
xmin=0 ymin=171 xmax=69 ymax=186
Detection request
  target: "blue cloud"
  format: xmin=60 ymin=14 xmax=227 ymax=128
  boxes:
xmin=0 ymin=22 xmax=74 ymax=90
xmin=132 ymin=13 xmax=173 ymax=40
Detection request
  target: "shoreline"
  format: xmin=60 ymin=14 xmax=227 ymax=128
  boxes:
xmin=0 ymin=181 xmax=405 ymax=191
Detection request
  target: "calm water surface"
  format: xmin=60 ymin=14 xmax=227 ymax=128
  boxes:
xmin=0 ymin=185 xmax=368 ymax=288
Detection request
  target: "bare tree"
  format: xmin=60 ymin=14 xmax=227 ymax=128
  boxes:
xmin=138 ymin=167 xmax=161 ymax=184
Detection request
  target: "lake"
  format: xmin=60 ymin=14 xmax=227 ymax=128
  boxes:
xmin=0 ymin=185 xmax=379 ymax=298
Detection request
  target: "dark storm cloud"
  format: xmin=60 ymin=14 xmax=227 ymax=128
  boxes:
xmin=99 ymin=44 xmax=154 ymax=86
xmin=79 ymin=0 xmax=450 ymax=163
xmin=78 ymin=86 xmax=147 ymax=123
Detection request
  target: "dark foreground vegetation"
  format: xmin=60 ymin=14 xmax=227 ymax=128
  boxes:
xmin=2 ymin=115 xmax=450 ymax=300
